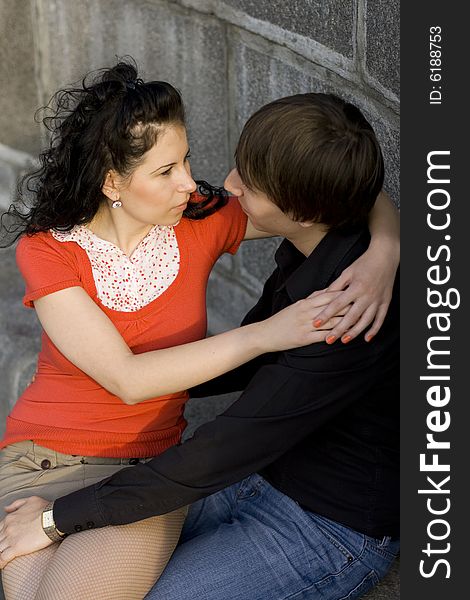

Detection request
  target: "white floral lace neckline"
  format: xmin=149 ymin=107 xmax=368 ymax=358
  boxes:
xmin=52 ymin=225 xmax=180 ymax=311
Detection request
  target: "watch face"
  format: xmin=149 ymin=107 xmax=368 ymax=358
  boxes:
xmin=42 ymin=509 xmax=55 ymax=529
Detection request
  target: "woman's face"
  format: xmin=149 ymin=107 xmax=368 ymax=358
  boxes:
xmin=116 ymin=124 xmax=197 ymax=226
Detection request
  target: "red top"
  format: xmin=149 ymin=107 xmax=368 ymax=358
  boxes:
xmin=1 ymin=198 xmax=247 ymax=457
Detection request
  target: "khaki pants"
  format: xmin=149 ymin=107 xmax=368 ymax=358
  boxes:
xmin=1 ymin=441 xmax=188 ymax=600
xmin=0 ymin=440 xmax=153 ymax=514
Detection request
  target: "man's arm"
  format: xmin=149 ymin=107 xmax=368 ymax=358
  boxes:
xmin=189 ymin=353 xmax=273 ymax=397
xmin=0 ymin=311 xmax=396 ymax=566
xmin=312 ymin=191 xmax=400 ymax=341
xmin=56 ymin=324 xmax=396 ymax=531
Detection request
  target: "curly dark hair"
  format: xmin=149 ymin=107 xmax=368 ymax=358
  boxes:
xmin=1 ymin=58 xmax=226 ymax=246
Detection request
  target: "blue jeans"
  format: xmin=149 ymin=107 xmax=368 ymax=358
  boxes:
xmin=146 ymin=474 xmax=399 ymax=599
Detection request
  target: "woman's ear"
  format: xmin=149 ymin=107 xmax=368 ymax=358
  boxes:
xmin=102 ymin=171 xmax=120 ymax=202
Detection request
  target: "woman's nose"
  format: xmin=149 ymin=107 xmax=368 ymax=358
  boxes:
xmin=177 ymin=170 xmax=197 ymax=193
xmin=224 ymin=168 xmax=243 ymax=196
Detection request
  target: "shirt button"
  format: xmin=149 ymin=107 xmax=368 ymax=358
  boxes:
xmin=129 ymin=458 xmax=139 ymax=465
xmin=40 ymin=459 xmax=51 ymax=470
xmin=75 ymin=525 xmax=83 ymax=532
xmin=86 ymin=521 xmax=95 ymax=529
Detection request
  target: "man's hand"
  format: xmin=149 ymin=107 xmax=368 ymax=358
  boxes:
xmin=0 ymin=496 xmax=53 ymax=568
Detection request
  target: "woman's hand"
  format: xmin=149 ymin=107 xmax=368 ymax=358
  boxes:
xmin=0 ymin=496 xmax=52 ymax=567
xmin=309 ymin=188 xmax=400 ymax=345
xmin=257 ymin=291 xmax=344 ymax=352
xmin=309 ymin=238 xmax=399 ymax=344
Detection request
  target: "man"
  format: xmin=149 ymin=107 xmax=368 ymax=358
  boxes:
xmin=1 ymin=93 xmax=399 ymax=599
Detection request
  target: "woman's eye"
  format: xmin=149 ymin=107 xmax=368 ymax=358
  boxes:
xmin=161 ymin=168 xmax=172 ymax=176
xmin=185 ymin=153 xmax=191 ymax=162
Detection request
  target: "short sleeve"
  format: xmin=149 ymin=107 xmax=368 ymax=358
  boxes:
xmin=189 ymin=197 xmax=248 ymax=261
xmin=16 ymin=232 xmax=84 ymax=308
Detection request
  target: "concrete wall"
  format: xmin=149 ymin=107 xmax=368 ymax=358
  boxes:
xmin=0 ymin=0 xmax=400 ymax=328
xmin=0 ymin=2 xmax=399 ymax=598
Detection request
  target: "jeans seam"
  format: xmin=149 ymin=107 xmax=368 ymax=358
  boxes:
xmin=337 ymin=570 xmax=380 ymax=600
xmin=315 ymin=522 xmax=363 ymax=563
xmin=367 ymin=543 xmax=398 ymax=562
xmin=283 ymin=567 xmax=379 ymax=600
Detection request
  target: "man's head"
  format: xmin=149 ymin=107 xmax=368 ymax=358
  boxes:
xmin=226 ymin=93 xmax=384 ymax=234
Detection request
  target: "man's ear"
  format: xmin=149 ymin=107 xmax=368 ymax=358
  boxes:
xmin=298 ymin=220 xmax=315 ymax=229
xmin=102 ymin=171 xmax=121 ymax=202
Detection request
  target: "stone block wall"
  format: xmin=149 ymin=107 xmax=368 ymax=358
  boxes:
xmin=0 ymin=1 xmax=399 ymax=598
xmin=1 ymin=0 xmax=400 ymax=327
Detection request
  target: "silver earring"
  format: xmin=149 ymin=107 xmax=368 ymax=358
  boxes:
xmin=112 ymin=199 xmax=122 ymax=209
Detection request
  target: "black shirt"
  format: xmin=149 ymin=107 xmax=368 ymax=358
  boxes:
xmin=54 ymin=227 xmax=399 ymax=538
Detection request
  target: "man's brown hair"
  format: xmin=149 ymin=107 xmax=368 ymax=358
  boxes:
xmin=235 ymin=93 xmax=384 ymax=231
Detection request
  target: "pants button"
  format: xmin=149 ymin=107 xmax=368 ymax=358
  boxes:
xmin=40 ymin=459 xmax=51 ymax=470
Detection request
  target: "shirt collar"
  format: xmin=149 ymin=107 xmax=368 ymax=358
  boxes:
xmin=274 ymin=228 xmax=368 ymax=302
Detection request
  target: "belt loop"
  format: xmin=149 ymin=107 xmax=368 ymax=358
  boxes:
xmin=379 ymin=535 xmax=391 ymax=547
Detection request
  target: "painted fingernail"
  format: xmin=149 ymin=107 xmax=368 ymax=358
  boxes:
xmin=313 ymin=319 xmax=323 ymax=328
xmin=366 ymin=334 xmax=374 ymax=342
xmin=326 ymin=335 xmax=336 ymax=344
xmin=342 ymin=335 xmax=352 ymax=344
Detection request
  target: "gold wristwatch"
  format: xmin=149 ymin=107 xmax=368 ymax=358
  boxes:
xmin=41 ymin=501 xmax=67 ymax=542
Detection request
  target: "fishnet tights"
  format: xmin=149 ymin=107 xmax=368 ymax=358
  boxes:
xmin=2 ymin=509 xmax=186 ymax=600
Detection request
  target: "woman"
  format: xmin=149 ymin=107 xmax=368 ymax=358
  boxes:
xmin=0 ymin=61 xmax=399 ymax=599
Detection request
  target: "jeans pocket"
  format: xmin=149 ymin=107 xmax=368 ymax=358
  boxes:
xmin=365 ymin=535 xmax=400 ymax=564
xmin=316 ymin=522 xmax=356 ymax=564
xmin=312 ymin=514 xmax=366 ymax=564
xmin=300 ymin=516 xmax=360 ymax=578
xmin=337 ymin=570 xmax=380 ymax=600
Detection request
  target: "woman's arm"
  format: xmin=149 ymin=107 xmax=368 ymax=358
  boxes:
xmin=34 ymin=287 xmax=340 ymax=405
xmin=243 ymin=190 xmax=400 ymax=342
xmin=368 ymin=190 xmax=400 ymax=251
xmin=244 ymin=219 xmax=273 ymax=240
xmin=312 ymin=190 xmax=400 ymax=342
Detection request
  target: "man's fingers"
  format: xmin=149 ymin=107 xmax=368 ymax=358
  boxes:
xmin=0 ymin=546 xmax=15 ymax=567
xmin=4 ymin=499 xmax=27 ymax=512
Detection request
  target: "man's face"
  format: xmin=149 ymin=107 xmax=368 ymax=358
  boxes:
xmin=224 ymin=169 xmax=300 ymax=236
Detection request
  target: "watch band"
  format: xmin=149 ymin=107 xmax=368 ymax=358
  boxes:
xmin=41 ymin=501 xmax=67 ymax=542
